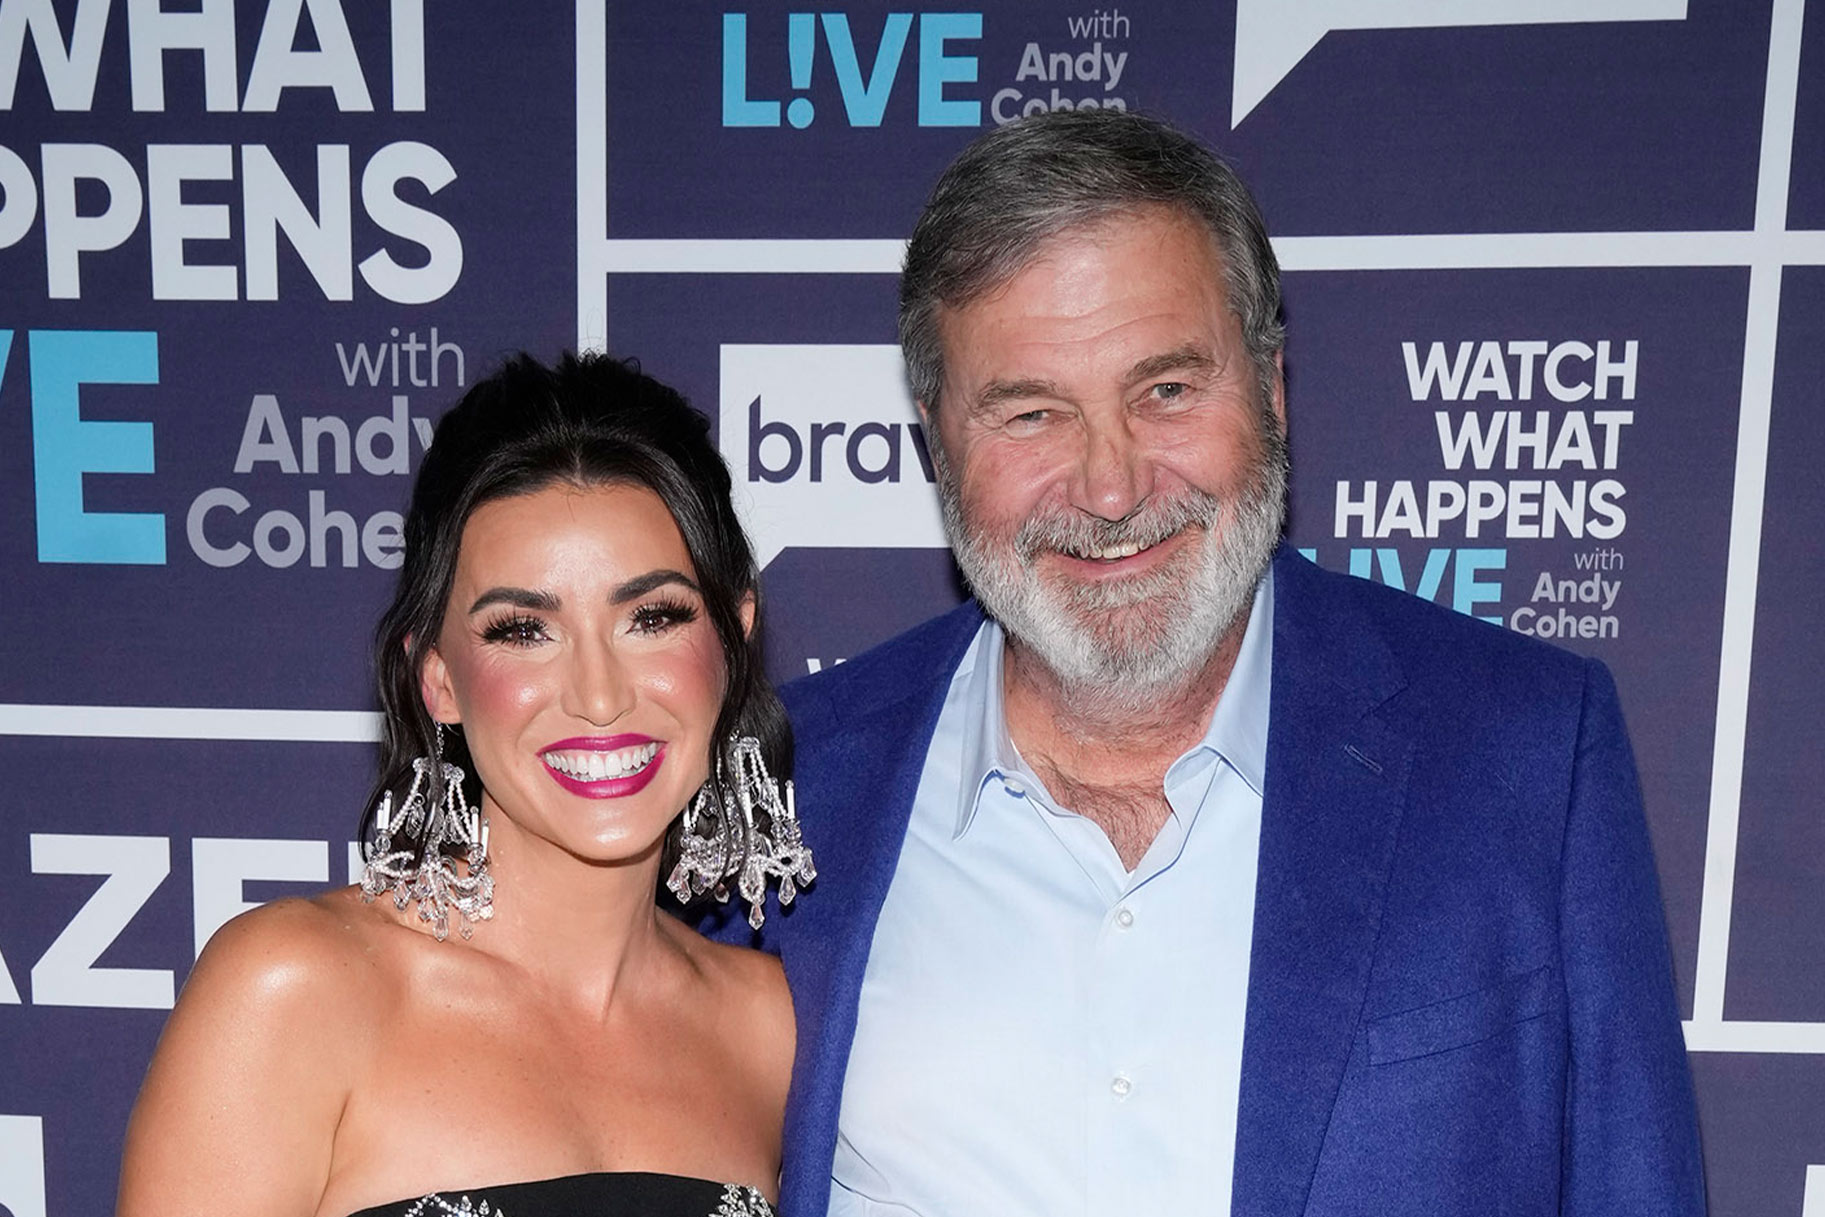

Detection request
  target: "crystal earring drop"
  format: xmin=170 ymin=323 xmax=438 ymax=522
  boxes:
xmin=667 ymin=736 xmax=815 ymax=929
xmin=362 ymin=722 xmax=494 ymax=941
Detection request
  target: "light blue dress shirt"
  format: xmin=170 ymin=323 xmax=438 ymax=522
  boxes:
xmin=829 ymin=571 xmax=1274 ymax=1217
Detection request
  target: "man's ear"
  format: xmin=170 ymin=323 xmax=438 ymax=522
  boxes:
xmin=916 ymin=399 xmax=933 ymax=430
xmin=738 ymin=591 xmax=757 ymax=639
xmin=418 ymin=642 xmax=461 ymax=726
xmin=1269 ymin=351 xmax=1287 ymax=427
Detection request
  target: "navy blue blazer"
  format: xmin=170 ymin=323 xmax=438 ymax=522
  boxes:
xmin=714 ymin=546 xmax=1703 ymax=1216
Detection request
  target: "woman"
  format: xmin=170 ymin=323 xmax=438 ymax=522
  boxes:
xmin=118 ymin=353 xmax=812 ymax=1217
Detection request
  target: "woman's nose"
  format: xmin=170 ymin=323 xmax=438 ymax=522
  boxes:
xmin=563 ymin=636 xmax=635 ymax=728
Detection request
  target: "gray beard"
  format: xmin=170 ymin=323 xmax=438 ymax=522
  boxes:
xmin=936 ymin=426 xmax=1288 ymax=710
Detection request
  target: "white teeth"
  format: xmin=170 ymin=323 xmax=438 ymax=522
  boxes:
xmin=1078 ymin=540 xmax=1146 ymax=561
xmin=543 ymin=741 xmax=660 ymax=782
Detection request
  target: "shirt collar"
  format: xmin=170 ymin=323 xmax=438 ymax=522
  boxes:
xmin=1206 ymin=566 xmax=1272 ymax=798
xmin=953 ymin=566 xmax=1275 ymax=839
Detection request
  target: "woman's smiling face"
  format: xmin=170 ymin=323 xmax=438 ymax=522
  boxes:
xmin=419 ymin=481 xmax=733 ymax=866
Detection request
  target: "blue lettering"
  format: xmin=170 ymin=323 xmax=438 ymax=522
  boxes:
xmin=29 ymin=331 xmax=164 ymax=564
xmin=823 ymin=13 xmax=912 ymax=127
xmin=722 ymin=14 xmax=781 ymax=127
xmin=786 ymin=13 xmax=816 ymax=128
xmin=1322 ymin=546 xmax=1505 ymax=623
xmin=1375 ymin=547 xmax=1450 ymax=602
xmin=918 ymin=13 xmax=981 ymax=127
xmin=1454 ymin=547 xmax=1506 ymax=622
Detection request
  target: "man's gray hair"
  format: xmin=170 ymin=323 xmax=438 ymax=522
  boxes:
xmin=899 ymin=109 xmax=1285 ymax=414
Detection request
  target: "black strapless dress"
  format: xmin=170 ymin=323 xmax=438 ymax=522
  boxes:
xmin=346 ymin=1172 xmax=776 ymax=1217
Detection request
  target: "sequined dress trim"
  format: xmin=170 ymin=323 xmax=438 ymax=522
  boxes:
xmin=346 ymin=1171 xmax=776 ymax=1217
xmin=713 ymin=1184 xmax=773 ymax=1217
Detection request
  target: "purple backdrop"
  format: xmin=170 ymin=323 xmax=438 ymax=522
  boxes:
xmin=1 ymin=2 xmax=1820 ymax=1214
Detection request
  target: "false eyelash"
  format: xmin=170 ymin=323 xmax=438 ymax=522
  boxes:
xmin=479 ymin=613 xmax=548 ymax=645
xmin=631 ymin=597 xmax=699 ymax=632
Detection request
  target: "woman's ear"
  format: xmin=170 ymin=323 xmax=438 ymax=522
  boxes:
xmin=739 ymin=591 xmax=757 ymax=639
xmin=418 ymin=642 xmax=462 ymax=725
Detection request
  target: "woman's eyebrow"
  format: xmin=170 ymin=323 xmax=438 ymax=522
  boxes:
xmin=610 ymin=569 xmax=701 ymax=604
xmin=468 ymin=587 xmax=560 ymax=614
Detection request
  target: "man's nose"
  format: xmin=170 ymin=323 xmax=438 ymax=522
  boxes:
xmin=563 ymin=635 xmax=635 ymax=728
xmin=1071 ymin=410 xmax=1154 ymax=521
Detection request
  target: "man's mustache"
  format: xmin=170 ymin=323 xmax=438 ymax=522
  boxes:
xmin=1013 ymin=489 xmax=1225 ymax=564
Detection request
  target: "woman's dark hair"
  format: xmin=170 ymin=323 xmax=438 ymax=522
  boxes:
xmin=361 ymin=351 xmax=791 ymax=871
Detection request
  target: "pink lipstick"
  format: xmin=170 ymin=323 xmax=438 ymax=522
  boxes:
xmin=538 ymin=734 xmax=665 ymax=798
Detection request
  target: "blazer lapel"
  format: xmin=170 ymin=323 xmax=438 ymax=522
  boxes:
xmin=1231 ymin=550 xmax=1413 ymax=1216
xmin=778 ymin=604 xmax=984 ymax=1217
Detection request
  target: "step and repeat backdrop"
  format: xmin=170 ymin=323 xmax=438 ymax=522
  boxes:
xmin=1 ymin=1 xmax=1821 ymax=1213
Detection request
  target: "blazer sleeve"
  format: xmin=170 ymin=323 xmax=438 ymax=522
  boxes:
xmin=1559 ymin=658 xmax=1706 ymax=1214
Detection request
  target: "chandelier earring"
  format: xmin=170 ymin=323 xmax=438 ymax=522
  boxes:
xmin=362 ymin=721 xmax=494 ymax=941
xmin=667 ymin=736 xmax=815 ymax=930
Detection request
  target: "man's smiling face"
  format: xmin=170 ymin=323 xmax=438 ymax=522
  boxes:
xmin=926 ymin=205 xmax=1287 ymax=699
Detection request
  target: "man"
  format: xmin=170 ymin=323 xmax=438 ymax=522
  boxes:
xmin=730 ymin=110 xmax=1703 ymax=1216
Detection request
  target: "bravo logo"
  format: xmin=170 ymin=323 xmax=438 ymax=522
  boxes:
xmin=721 ymin=12 xmax=982 ymax=128
xmin=718 ymin=345 xmax=947 ymax=568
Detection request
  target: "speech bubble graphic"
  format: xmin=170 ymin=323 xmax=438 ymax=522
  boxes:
xmin=1231 ymin=0 xmax=1689 ymax=127
xmin=719 ymin=344 xmax=949 ymax=569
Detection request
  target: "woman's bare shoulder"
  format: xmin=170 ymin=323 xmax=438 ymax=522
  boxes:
xmin=188 ymin=888 xmax=403 ymax=1013
xmin=117 ymin=889 xmax=409 ymax=1216
xmin=142 ymin=888 xmax=414 ymax=1103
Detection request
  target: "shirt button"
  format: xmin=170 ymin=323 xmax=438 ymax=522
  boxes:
xmin=1115 ymin=907 xmax=1135 ymax=929
xmin=1110 ymin=1074 xmax=1132 ymax=1098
